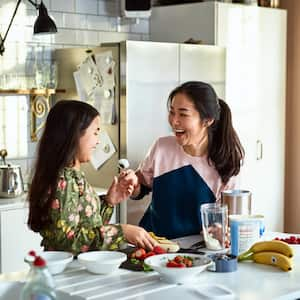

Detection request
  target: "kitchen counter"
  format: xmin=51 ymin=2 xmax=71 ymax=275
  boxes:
xmin=1 ymin=233 xmax=300 ymax=300
xmin=0 ymin=186 xmax=107 ymax=211
xmin=0 ymin=193 xmax=27 ymax=210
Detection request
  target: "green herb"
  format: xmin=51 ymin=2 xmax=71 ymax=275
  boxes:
xmin=142 ymin=263 xmax=153 ymax=272
xmin=130 ymin=258 xmax=140 ymax=265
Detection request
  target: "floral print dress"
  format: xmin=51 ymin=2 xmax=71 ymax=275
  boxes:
xmin=40 ymin=167 xmax=126 ymax=255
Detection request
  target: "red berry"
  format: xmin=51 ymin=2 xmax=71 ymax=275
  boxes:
xmin=133 ymin=248 xmax=147 ymax=260
xmin=290 ymin=236 xmax=296 ymax=242
xmin=153 ymin=246 xmax=166 ymax=255
xmin=145 ymin=251 xmax=156 ymax=258
xmin=166 ymin=261 xmax=181 ymax=268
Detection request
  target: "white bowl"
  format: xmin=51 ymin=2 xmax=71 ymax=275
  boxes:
xmin=77 ymin=251 xmax=127 ymax=274
xmin=144 ymin=253 xmax=212 ymax=284
xmin=40 ymin=251 xmax=73 ymax=275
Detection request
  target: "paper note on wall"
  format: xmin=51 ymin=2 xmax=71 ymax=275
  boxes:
xmin=95 ymin=51 xmax=115 ymax=88
xmin=73 ymin=70 xmax=88 ymax=101
xmin=90 ymin=130 xmax=116 ymax=170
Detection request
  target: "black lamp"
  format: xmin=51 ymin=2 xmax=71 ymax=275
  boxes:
xmin=0 ymin=0 xmax=57 ymax=56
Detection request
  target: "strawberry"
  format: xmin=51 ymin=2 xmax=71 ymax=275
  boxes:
xmin=166 ymin=260 xmax=185 ymax=268
xmin=144 ymin=251 xmax=156 ymax=258
xmin=153 ymin=246 xmax=166 ymax=255
xmin=133 ymin=248 xmax=147 ymax=260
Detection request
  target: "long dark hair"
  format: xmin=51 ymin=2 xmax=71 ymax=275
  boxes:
xmin=28 ymin=100 xmax=99 ymax=232
xmin=168 ymin=81 xmax=244 ymax=184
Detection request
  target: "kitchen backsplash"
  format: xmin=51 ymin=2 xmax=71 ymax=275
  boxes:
xmin=0 ymin=0 xmax=150 ymax=186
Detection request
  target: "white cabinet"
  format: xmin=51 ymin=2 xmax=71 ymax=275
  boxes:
xmin=151 ymin=2 xmax=287 ymax=231
xmin=0 ymin=206 xmax=42 ymax=273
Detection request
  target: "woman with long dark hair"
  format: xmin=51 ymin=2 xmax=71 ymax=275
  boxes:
xmin=28 ymin=100 xmax=156 ymax=254
xmin=121 ymin=81 xmax=244 ymax=239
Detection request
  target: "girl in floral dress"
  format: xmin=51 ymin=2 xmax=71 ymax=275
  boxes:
xmin=27 ymin=100 xmax=156 ymax=255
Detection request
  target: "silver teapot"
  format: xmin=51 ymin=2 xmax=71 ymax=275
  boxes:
xmin=0 ymin=149 xmax=24 ymax=198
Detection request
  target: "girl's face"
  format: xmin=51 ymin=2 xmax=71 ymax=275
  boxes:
xmin=168 ymin=92 xmax=210 ymax=148
xmin=76 ymin=116 xmax=100 ymax=164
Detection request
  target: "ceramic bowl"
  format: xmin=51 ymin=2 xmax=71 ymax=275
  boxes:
xmin=40 ymin=251 xmax=73 ymax=275
xmin=77 ymin=251 xmax=127 ymax=274
xmin=144 ymin=253 xmax=212 ymax=284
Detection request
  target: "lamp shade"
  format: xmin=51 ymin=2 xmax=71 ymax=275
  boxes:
xmin=33 ymin=1 xmax=57 ymax=34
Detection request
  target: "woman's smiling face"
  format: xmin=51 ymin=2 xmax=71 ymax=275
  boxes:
xmin=168 ymin=92 xmax=210 ymax=148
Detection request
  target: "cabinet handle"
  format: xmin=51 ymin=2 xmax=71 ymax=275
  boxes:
xmin=256 ymin=140 xmax=263 ymax=160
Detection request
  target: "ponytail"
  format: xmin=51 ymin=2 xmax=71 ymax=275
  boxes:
xmin=208 ymin=99 xmax=244 ymax=184
xmin=168 ymin=82 xmax=244 ymax=185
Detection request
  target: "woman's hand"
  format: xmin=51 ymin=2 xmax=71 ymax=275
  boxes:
xmin=105 ymin=169 xmax=138 ymax=206
xmin=121 ymin=224 xmax=158 ymax=250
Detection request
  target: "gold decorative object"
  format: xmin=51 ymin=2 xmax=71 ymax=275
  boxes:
xmin=0 ymin=88 xmax=65 ymax=142
xmin=30 ymin=93 xmax=50 ymax=141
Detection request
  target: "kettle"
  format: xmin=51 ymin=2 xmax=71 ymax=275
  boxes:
xmin=0 ymin=149 xmax=24 ymax=198
xmin=221 ymin=190 xmax=252 ymax=215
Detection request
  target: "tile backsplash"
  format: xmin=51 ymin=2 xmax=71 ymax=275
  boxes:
xmin=0 ymin=0 xmax=150 ymax=185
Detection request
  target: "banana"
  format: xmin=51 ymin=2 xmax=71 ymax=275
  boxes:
xmin=238 ymin=240 xmax=293 ymax=261
xmin=148 ymin=232 xmax=180 ymax=252
xmin=252 ymin=251 xmax=293 ymax=272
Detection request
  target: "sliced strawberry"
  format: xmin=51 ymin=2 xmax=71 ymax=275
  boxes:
xmin=145 ymin=251 xmax=156 ymax=258
xmin=166 ymin=260 xmax=185 ymax=268
xmin=153 ymin=246 xmax=166 ymax=255
xmin=134 ymin=248 xmax=147 ymax=260
xmin=166 ymin=261 xmax=180 ymax=268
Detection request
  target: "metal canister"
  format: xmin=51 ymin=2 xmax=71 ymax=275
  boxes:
xmin=221 ymin=190 xmax=252 ymax=215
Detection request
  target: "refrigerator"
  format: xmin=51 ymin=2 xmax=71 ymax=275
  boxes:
xmin=54 ymin=40 xmax=226 ymax=225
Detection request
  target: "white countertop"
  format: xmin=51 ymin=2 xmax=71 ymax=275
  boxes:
xmin=1 ymin=232 xmax=299 ymax=300
xmin=0 ymin=186 xmax=107 ymax=211
xmin=0 ymin=193 xmax=27 ymax=211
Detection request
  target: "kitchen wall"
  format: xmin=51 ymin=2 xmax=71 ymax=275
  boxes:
xmin=280 ymin=0 xmax=300 ymax=233
xmin=0 ymin=0 xmax=149 ymax=186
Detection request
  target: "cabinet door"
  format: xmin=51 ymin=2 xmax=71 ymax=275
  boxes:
xmin=179 ymin=44 xmax=226 ymax=98
xmin=0 ymin=207 xmax=42 ymax=273
xmin=217 ymin=5 xmax=286 ymax=231
xmin=125 ymin=41 xmax=179 ymax=169
xmin=122 ymin=41 xmax=179 ymax=224
xmin=251 ymin=8 xmax=286 ymax=231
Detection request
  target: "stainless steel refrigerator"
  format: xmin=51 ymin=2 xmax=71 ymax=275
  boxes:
xmin=54 ymin=40 xmax=225 ymax=225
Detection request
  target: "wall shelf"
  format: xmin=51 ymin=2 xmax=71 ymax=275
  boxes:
xmin=0 ymin=88 xmax=65 ymax=95
xmin=0 ymin=88 xmax=66 ymax=142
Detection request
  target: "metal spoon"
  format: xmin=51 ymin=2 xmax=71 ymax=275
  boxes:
xmin=0 ymin=149 xmax=7 ymax=165
xmin=118 ymin=158 xmax=130 ymax=170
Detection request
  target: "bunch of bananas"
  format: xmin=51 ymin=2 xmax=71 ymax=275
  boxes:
xmin=238 ymin=240 xmax=294 ymax=271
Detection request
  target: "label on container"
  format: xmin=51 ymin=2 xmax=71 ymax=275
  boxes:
xmin=230 ymin=215 xmax=263 ymax=256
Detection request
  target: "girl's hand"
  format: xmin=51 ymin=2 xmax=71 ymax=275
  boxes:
xmin=105 ymin=170 xmax=138 ymax=206
xmin=121 ymin=224 xmax=158 ymax=250
xmin=119 ymin=169 xmax=139 ymax=187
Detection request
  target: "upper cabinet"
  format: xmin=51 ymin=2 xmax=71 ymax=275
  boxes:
xmin=151 ymin=2 xmax=287 ymax=232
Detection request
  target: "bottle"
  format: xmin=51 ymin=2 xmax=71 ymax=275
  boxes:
xmin=20 ymin=251 xmax=57 ymax=300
